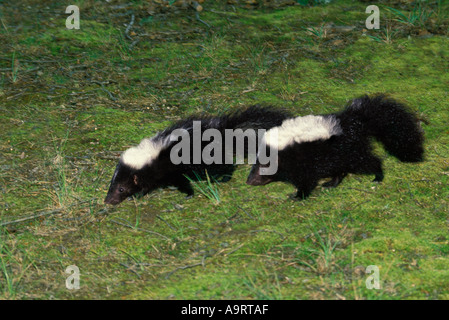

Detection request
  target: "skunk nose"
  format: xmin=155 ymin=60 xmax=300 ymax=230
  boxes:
xmin=104 ymin=197 xmax=118 ymax=205
xmin=246 ymin=176 xmax=256 ymax=185
xmin=246 ymin=172 xmax=261 ymax=186
xmin=246 ymin=169 xmax=273 ymax=186
xmin=246 ymin=166 xmax=259 ymax=185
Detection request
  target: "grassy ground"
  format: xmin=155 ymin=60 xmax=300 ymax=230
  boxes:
xmin=1 ymin=0 xmax=448 ymax=300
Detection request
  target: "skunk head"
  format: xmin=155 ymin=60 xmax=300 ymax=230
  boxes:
xmin=104 ymin=163 xmax=142 ymax=205
xmin=104 ymin=136 xmax=170 ymax=205
xmin=246 ymin=161 xmax=278 ymax=186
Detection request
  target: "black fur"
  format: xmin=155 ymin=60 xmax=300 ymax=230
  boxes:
xmin=104 ymin=105 xmax=290 ymax=205
xmin=246 ymin=94 xmax=425 ymax=200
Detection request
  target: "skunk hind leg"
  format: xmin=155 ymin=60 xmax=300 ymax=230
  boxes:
xmin=373 ymin=172 xmax=384 ymax=182
xmin=354 ymin=154 xmax=384 ymax=183
xmin=214 ymin=165 xmax=235 ymax=182
xmin=322 ymin=173 xmax=347 ymax=188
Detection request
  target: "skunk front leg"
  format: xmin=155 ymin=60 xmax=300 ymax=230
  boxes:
xmin=294 ymin=179 xmax=318 ymax=200
xmin=175 ymin=178 xmax=194 ymax=198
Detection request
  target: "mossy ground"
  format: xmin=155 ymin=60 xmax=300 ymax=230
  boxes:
xmin=0 ymin=0 xmax=448 ymax=300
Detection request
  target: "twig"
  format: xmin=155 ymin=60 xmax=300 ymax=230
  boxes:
xmin=96 ymin=155 xmax=119 ymax=160
xmin=165 ymin=258 xmax=205 ymax=279
xmin=91 ymin=80 xmax=117 ymax=101
xmin=0 ymin=208 xmax=64 ymax=227
xmin=133 ymin=263 xmax=166 ymax=268
xmin=224 ymin=243 xmax=245 ymax=256
xmin=0 ymin=57 xmax=70 ymax=63
xmin=1 ymin=18 xmax=8 ymax=32
xmin=0 ymin=199 xmax=97 ymax=227
xmin=195 ymin=11 xmax=211 ymax=28
xmin=250 ymin=229 xmax=286 ymax=240
xmin=109 ymin=219 xmax=170 ymax=241
xmin=129 ymin=39 xmax=140 ymax=50
xmin=156 ymin=215 xmax=177 ymax=231
xmin=22 ymin=67 xmax=40 ymax=74
xmin=119 ymin=263 xmax=142 ymax=278
xmin=125 ymin=14 xmax=135 ymax=40
xmin=191 ymin=1 xmax=203 ymax=12
xmin=346 ymin=187 xmax=375 ymax=194
xmin=6 ymin=91 xmax=28 ymax=100
xmin=237 ymin=205 xmax=255 ymax=220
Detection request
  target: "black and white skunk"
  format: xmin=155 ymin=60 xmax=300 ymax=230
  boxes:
xmin=246 ymin=94 xmax=424 ymax=199
xmin=104 ymin=105 xmax=290 ymax=205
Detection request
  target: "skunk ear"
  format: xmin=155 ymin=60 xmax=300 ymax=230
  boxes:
xmin=133 ymin=174 xmax=139 ymax=185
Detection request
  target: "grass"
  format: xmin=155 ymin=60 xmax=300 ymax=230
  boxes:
xmin=303 ymin=24 xmax=328 ymax=41
xmin=52 ymin=132 xmax=71 ymax=207
xmin=294 ymin=225 xmax=341 ymax=275
xmin=386 ymin=2 xmax=434 ymax=28
xmin=0 ymin=0 xmax=449 ymax=300
xmin=0 ymin=236 xmax=15 ymax=297
xmin=10 ymin=52 xmax=18 ymax=83
xmin=367 ymin=21 xmax=396 ymax=44
xmin=185 ymin=171 xmax=221 ymax=205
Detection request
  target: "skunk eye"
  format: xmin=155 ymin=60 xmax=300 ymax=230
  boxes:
xmin=119 ymin=187 xmax=124 ymax=193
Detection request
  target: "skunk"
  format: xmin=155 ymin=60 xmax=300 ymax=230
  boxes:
xmin=104 ymin=105 xmax=290 ymax=205
xmin=246 ymin=94 xmax=424 ymax=199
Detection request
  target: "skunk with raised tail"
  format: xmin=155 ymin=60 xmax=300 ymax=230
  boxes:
xmin=104 ymin=105 xmax=290 ymax=205
xmin=246 ymin=94 xmax=424 ymax=199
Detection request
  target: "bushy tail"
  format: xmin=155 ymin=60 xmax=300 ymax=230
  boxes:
xmin=344 ymin=94 xmax=424 ymax=162
xmin=226 ymin=104 xmax=291 ymax=131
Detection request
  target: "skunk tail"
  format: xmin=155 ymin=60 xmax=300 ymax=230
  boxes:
xmin=344 ymin=94 xmax=424 ymax=162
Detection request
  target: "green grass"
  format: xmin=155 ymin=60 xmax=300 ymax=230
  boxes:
xmin=185 ymin=171 xmax=221 ymax=205
xmin=0 ymin=0 xmax=449 ymax=300
xmin=10 ymin=52 xmax=18 ymax=83
xmin=386 ymin=2 xmax=434 ymax=28
xmin=0 ymin=235 xmax=15 ymax=297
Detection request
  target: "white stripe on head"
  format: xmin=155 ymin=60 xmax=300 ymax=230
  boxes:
xmin=263 ymin=115 xmax=342 ymax=150
xmin=121 ymin=136 xmax=169 ymax=170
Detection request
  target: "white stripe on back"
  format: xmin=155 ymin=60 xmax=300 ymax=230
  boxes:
xmin=263 ymin=115 xmax=341 ymax=150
